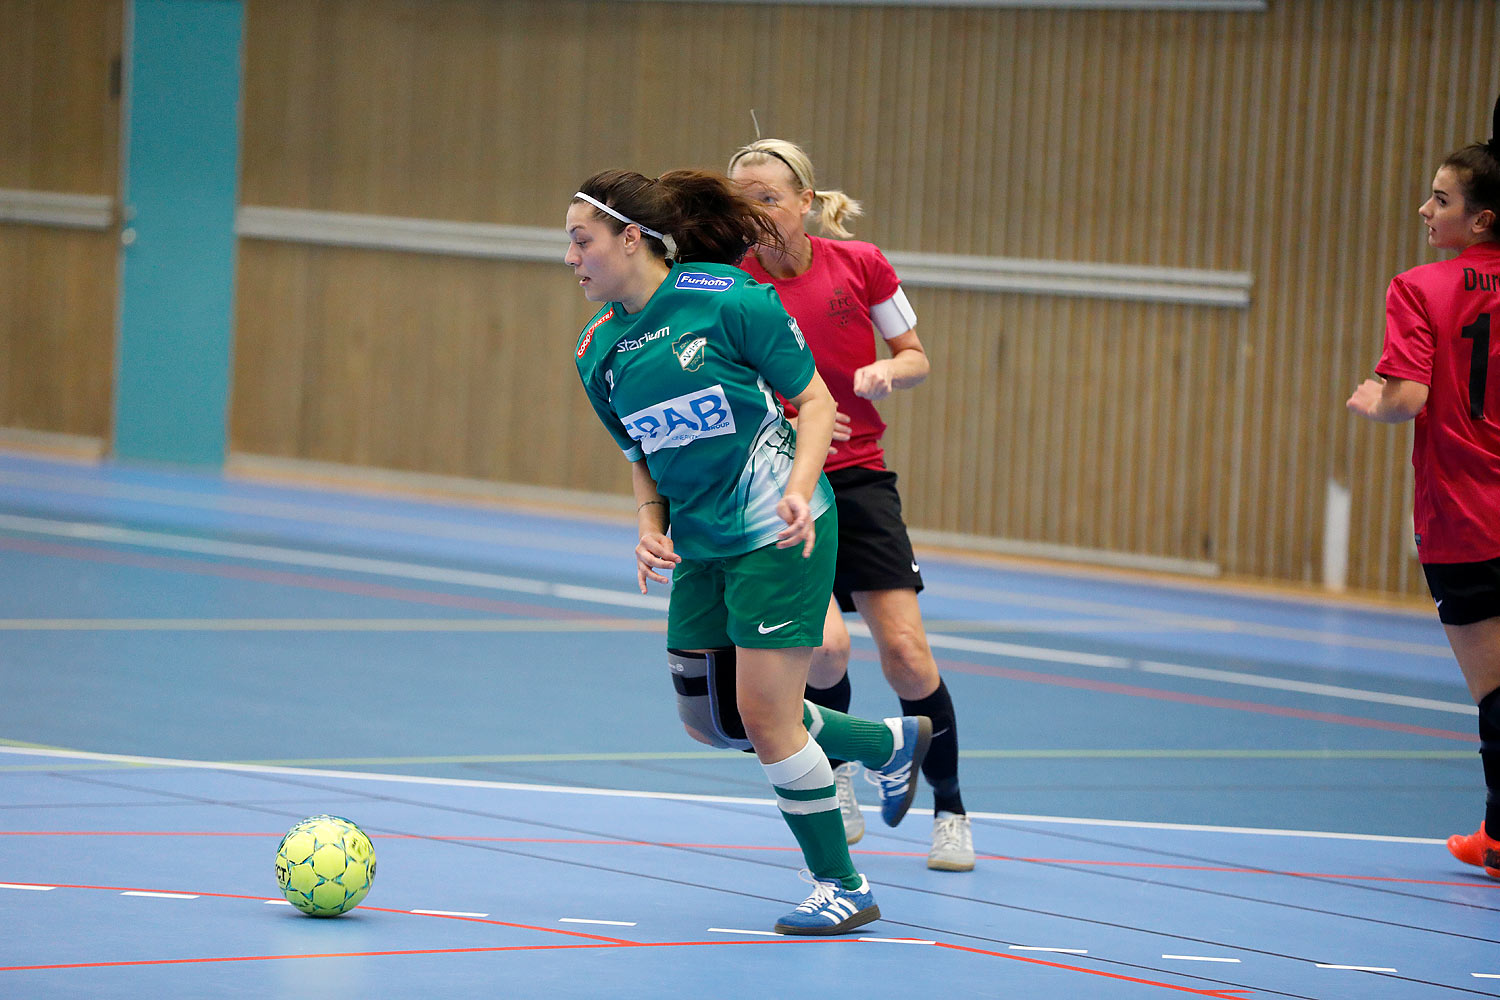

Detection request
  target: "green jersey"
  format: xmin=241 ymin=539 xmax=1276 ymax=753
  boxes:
xmin=575 ymin=261 xmax=833 ymax=559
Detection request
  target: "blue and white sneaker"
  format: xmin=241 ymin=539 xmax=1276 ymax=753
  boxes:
xmin=773 ymin=871 xmax=880 ymax=936
xmin=868 ymin=715 xmax=932 ymax=827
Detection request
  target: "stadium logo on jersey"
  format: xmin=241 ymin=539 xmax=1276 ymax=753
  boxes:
xmin=621 ymin=385 xmax=737 ymax=454
xmin=617 ymin=325 xmax=672 ymax=353
xmin=675 ymin=272 xmax=734 ymax=292
xmin=788 ymin=317 xmax=806 ymax=350
xmin=577 ymin=307 xmax=614 ymax=358
xmin=674 ymin=332 xmax=708 ymax=371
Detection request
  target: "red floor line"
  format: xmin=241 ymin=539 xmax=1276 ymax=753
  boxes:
xmin=1 ymin=937 xmax=1255 ymax=995
xmin=933 ymin=942 xmax=1255 ymax=998
xmin=3 ymin=534 xmax=1460 ymax=740
xmin=2 ymin=839 xmax=1488 ymax=888
xmin=910 ymin=652 xmax=1473 ymax=741
xmin=0 ymin=882 xmax=630 ymax=943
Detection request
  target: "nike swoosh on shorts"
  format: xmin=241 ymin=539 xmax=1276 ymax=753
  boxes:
xmin=758 ymin=620 xmax=794 ymax=634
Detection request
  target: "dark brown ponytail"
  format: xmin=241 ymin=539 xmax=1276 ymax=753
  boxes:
xmin=1440 ymin=92 xmax=1500 ymax=235
xmin=573 ymin=169 xmax=784 ymax=265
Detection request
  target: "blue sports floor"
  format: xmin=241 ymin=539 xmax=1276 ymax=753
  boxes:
xmin=1 ymin=450 xmax=1497 ymax=998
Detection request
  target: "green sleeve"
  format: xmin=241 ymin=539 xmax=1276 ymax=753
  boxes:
xmin=580 ymin=367 xmax=643 ymax=462
xmin=726 ymin=283 xmax=817 ymax=401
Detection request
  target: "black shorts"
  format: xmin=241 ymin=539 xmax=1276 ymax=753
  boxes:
xmin=1423 ymin=557 xmax=1500 ymax=626
xmin=826 ymin=466 xmax=924 ymax=613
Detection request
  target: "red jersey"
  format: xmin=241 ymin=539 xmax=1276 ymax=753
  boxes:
xmin=1376 ymin=240 xmax=1500 ymax=563
xmin=740 ymin=236 xmax=905 ymax=472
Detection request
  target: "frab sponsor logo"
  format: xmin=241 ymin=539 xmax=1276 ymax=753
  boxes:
xmin=577 ymin=307 xmax=614 ymax=357
xmin=675 ymin=272 xmax=734 ymax=292
xmin=621 ymin=385 xmax=737 ymax=454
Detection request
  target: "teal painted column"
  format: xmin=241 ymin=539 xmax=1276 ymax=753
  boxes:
xmin=113 ymin=0 xmax=244 ymax=466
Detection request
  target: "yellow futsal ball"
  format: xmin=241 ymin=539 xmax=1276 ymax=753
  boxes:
xmin=274 ymin=814 xmax=377 ymax=916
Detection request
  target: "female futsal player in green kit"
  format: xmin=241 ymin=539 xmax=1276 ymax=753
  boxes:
xmin=566 ymin=168 xmax=931 ymax=934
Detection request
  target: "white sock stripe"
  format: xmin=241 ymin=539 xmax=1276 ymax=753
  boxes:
xmin=762 ymin=735 xmax=832 ymax=789
xmin=774 ymin=793 xmax=840 ymax=816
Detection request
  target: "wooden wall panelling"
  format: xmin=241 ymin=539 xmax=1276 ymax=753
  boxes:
xmin=233 ymin=0 xmax=1500 ymax=597
xmin=0 ymin=0 xmax=120 ymax=439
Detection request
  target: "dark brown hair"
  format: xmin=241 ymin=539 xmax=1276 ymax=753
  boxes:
xmin=573 ymin=169 xmax=784 ymax=264
xmin=1440 ymin=94 xmax=1500 ymax=235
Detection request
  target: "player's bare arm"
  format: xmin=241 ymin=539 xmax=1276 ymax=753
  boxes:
xmin=630 ymin=458 xmax=679 ymax=592
xmin=853 ymin=330 xmax=929 ymax=401
xmin=778 ymin=372 xmax=837 ymax=556
xmin=1347 ymin=374 xmax=1429 ymax=423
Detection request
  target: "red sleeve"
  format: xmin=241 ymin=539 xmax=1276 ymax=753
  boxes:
xmin=1375 ymin=274 xmax=1434 ymax=385
xmin=863 ymin=245 xmax=901 ymax=305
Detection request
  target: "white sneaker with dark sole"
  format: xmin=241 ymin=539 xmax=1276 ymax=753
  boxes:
xmin=928 ymin=811 xmax=975 ymax=872
xmin=833 ymin=762 xmax=864 ymax=845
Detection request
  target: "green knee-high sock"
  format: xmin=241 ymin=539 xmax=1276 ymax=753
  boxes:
xmin=762 ymin=736 xmax=861 ymax=890
xmin=803 ymin=702 xmax=896 ymax=769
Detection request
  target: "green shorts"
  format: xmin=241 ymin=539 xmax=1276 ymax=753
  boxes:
xmin=667 ymin=509 xmax=838 ymax=650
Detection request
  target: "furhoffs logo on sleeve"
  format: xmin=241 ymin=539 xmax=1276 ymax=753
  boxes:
xmin=673 ymin=331 xmax=708 ymax=371
xmin=577 ymin=307 xmax=614 ymax=358
xmin=674 ymin=272 xmax=735 ymax=292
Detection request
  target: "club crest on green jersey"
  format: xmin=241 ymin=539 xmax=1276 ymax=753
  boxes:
xmin=674 ymin=331 xmax=708 ymax=371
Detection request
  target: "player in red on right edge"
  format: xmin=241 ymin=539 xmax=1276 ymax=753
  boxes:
xmin=1348 ymin=95 xmax=1500 ymax=877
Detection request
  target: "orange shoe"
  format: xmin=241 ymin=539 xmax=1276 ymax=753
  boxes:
xmin=1447 ymin=822 xmax=1500 ymax=878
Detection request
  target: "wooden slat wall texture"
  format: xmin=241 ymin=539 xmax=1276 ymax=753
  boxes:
xmin=231 ymin=0 xmax=1500 ymax=597
xmin=0 ymin=0 xmax=120 ymax=438
xmin=11 ymin=1 xmax=1498 ymax=596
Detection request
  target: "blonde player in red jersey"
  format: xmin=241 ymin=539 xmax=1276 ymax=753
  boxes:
xmin=729 ymin=139 xmax=973 ymax=871
xmin=1348 ymin=96 xmax=1500 ymax=876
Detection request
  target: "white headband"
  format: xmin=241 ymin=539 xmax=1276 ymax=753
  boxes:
xmin=574 ymin=191 xmax=677 ymax=257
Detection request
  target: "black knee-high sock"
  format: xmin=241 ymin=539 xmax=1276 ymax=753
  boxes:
xmin=1480 ymin=689 xmax=1500 ymax=834
xmin=900 ymin=678 xmax=964 ymax=815
xmin=806 ymin=673 xmax=853 ymax=768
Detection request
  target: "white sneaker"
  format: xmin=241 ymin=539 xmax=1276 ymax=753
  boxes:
xmin=833 ymin=762 xmax=865 ymax=845
xmin=928 ymin=811 xmax=975 ymax=872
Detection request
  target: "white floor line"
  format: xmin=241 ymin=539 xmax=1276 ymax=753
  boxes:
xmin=121 ymin=890 xmax=198 ymax=899
xmin=707 ymin=927 xmax=781 ymax=937
xmin=1140 ymin=661 xmax=1474 ymax=715
xmin=0 ymin=883 xmax=55 ymax=891
xmin=0 ymin=513 xmax=666 ymax=612
xmin=1162 ymin=955 xmax=1241 ymax=963
xmin=860 ymin=937 xmax=936 ymax=945
xmin=1315 ymin=964 xmax=1397 ymax=972
xmin=0 ymin=513 xmax=1462 ymax=716
xmin=0 ymin=469 xmax=628 ymax=558
xmin=412 ymin=909 xmax=489 ymax=918
xmin=0 ymin=745 xmax=1448 ymax=845
xmin=1010 ymin=946 xmax=1088 ymax=954
xmin=559 ymin=917 xmax=636 ymax=926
